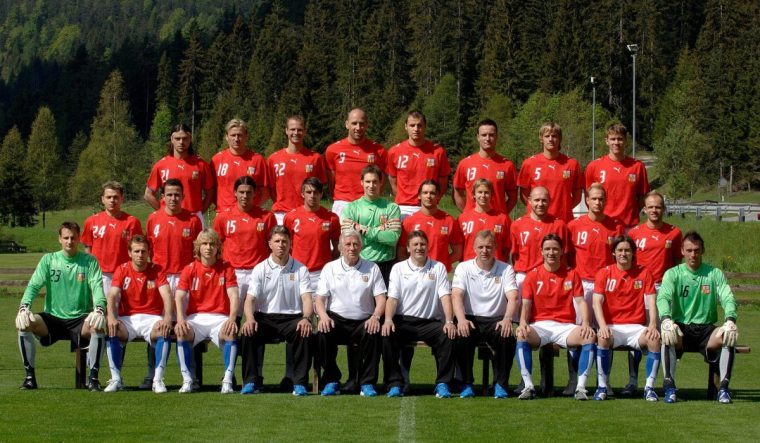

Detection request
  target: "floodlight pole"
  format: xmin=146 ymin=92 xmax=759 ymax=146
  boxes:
xmin=627 ymin=44 xmax=639 ymax=159
xmin=591 ymin=76 xmax=596 ymax=160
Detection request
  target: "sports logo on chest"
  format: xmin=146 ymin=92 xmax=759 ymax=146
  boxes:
xmin=121 ymin=229 xmax=130 ymax=239
xmin=627 ymin=173 xmax=636 ymax=183
xmin=305 ymin=164 xmax=314 ymax=172
xmin=191 ymin=171 xmax=199 ymax=180
xmin=321 ymin=221 xmax=331 ymax=231
xmin=147 ymin=280 xmax=156 ymax=289
xmin=241 ymin=217 xmax=250 ymax=223
xmin=440 ymin=226 xmax=449 ymax=235
xmin=563 ymin=280 xmax=572 ymax=291
xmin=562 ymin=170 xmax=571 ymax=179
xmin=496 ymin=171 xmax=505 ymax=180
xmin=494 ymin=225 xmax=503 ymax=233
xmin=665 ymin=240 xmax=672 ymax=248
xmin=77 ymin=272 xmax=85 ymax=282
xmin=247 ymin=166 xmax=256 ymax=175
xmin=634 ymin=280 xmax=643 ymax=290
xmin=361 ymin=275 xmax=369 ymax=283
xmin=701 ymin=284 xmax=711 ymax=295
xmin=257 ymin=222 xmax=265 ymax=232
xmin=426 ymin=158 xmax=435 ymax=167
xmin=367 ymin=154 xmax=375 ymax=163
xmin=182 ymin=228 xmax=191 ymax=237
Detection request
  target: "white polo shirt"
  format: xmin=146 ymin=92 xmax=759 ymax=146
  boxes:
xmin=452 ymin=259 xmax=518 ymax=318
xmin=317 ymin=257 xmax=387 ymax=320
xmin=388 ymin=258 xmax=451 ymax=320
xmin=248 ymin=256 xmax=311 ymax=314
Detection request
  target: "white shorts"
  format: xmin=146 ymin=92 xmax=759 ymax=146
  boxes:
xmin=398 ymin=205 xmax=421 ymax=221
xmin=101 ymin=272 xmax=113 ymax=294
xmin=187 ymin=313 xmax=228 ymax=347
xmin=609 ymin=324 xmax=646 ymax=350
xmin=274 ymin=212 xmax=286 ymax=225
xmin=121 ymin=313 xmax=162 ymax=344
xmin=235 ymin=268 xmax=253 ymax=317
xmin=532 ymin=320 xmax=578 ymax=348
xmin=575 ymin=279 xmax=595 ymax=326
xmin=332 ymin=200 xmax=349 ymax=220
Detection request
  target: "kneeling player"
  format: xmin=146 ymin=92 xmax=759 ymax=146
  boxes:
xmin=592 ymin=235 xmax=661 ymax=401
xmin=515 ymin=234 xmax=596 ymax=400
xmin=104 ymin=236 xmax=174 ymax=393
xmin=174 ymin=229 xmax=239 ymax=393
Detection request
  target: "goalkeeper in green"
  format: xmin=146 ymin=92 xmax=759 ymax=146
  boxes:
xmin=657 ymin=230 xmax=738 ymax=404
xmin=15 ymin=222 xmax=107 ymax=390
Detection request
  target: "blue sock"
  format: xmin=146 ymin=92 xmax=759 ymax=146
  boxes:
xmin=222 ymin=340 xmax=237 ymax=383
xmin=596 ymin=347 xmax=611 ymax=388
xmin=106 ymin=336 xmax=123 ymax=381
xmin=516 ymin=341 xmax=534 ymax=389
xmin=577 ymin=343 xmax=596 ymax=391
xmin=645 ymin=351 xmax=660 ymax=388
xmin=154 ymin=337 xmax=171 ymax=381
xmin=177 ymin=340 xmax=193 ymax=383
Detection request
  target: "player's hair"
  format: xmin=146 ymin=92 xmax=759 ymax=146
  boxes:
xmin=101 ymin=181 xmax=125 ymax=196
xmin=477 ymin=118 xmax=498 ymax=134
xmin=163 ymin=178 xmax=184 ymax=193
xmin=193 ymin=228 xmax=222 ymax=259
xmin=407 ymin=230 xmax=428 ymax=245
xmin=339 ymin=229 xmax=363 ymax=249
xmin=417 ymin=179 xmax=440 ymax=196
xmin=346 ymin=107 xmax=366 ymax=121
xmin=682 ymin=230 xmax=705 ymax=252
xmin=59 ymin=221 xmax=80 ymax=236
xmin=529 ymin=185 xmax=551 ymax=201
xmin=539 ymin=122 xmax=562 ymax=140
xmin=285 ymin=114 xmax=306 ymax=128
xmin=407 ymin=110 xmax=427 ymax=125
xmin=233 ymin=176 xmax=257 ymax=193
xmin=586 ymin=182 xmax=606 ymax=198
xmin=301 ymin=176 xmax=324 ymax=193
xmin=225 ymin=118 xmax=248 ymax=134
xmin=360 ymin=164 xmax=384 ymax=181
xmin=268 ymin=225 xmax=291 ymax=241
xmin=606 ymin=123 xmax=627 ymax=137
xmin=541 ymin=233 xmax=563 ymax=249
xmin=644 ymin=190 xmax=666 ymax=209
xmin=611 ymin=235 xmax=636 ymax=259
xmin=165 ymin=123 xmax=195 ymax=156
xmin=474 ymin=229 xmax=495 ymax=244
xmin=128 ymin=234 xmax=151 ymax=252
xmin=471 ymin=178 xmax=493 ymax=196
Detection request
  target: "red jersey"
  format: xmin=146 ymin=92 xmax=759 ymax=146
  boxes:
xmin=401 ymin=209 xmax=463 ymax=271
xmin=211 ymin=149 xmax=268 ymax=211
xmin=324 ymin=138 xmax=387 ymax=201
xmin=453 ymin=152 xmax=517 ymax=214
xmin=457 ymin=209 xmax=511 ymax=262
xmin=146 ymin=209 xmax=202 ymax=274
xmin=628 ymin=222 xmax=683 ymax=283
xmin=387 ymin=140 xmax=452 ymax=205
xmin=567 ymin=215 xmax=624 ymax=280
xmin=522 ymin=265 xmax=583 ymax=324
xmin=594 ymin=264 xmax=655 ymax=325
xmin=81 ymin=211 xmax=143 ymax=273
xmin=517 ymin=152 xmax=583 ymax=222
xmin=510 ymin=215 xmax=570 ymax=273
xmin=147 ymin=154 xmax=214 ymax=212
xmin=178 ymin=260 xmax=237 ymax=316
xmin=584 ymin=156 xmax=649 ymax=227
xmin=268 ymin=147 xmax=327 ymax=212
xmin=213 ymin=206 xmax=276 ymax=269
xmin=112 ymin=262 xmax=168 ymax=316
xmin=283 ymin=206 xmax=340 ymax=272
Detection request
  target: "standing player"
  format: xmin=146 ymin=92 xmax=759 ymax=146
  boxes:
xmin=145 ymin=124 xmax=214 ymax=224
xmin=174 ymin=229 xmax=239 ymax=394
xmin=387 ymin=111 xmax=451 ymax=219
xmin=452 ymin=230 xmax=519 ymax=399
xmin=325 ymin=108 xmax=387 ymax=218
xmin=657 ymin=231 xmax=739 ymax=404
xmin=15 ymin=222 xmax=106 ymax=390
xmin=104 ymin=235 xmax=174 ymax=393
xmin=382 ymin=231 xmax=457 ymax=399
xmin=240 ymin=226 xmax=314 ymax=396
xmin=584 ymin=123 xmax=649 ymax=229
xmin=398 ymin=180 xmax=463 ymax=271
xmin=316 ymin=230 xmax=387 ymax=397
xmin=515 ymin=234 xmax=596 ymax=400
xmin=458 ymin=179 xmax=511 ymax=262
xmin=517 ymin=122 xmax=583 ymax=222
xmin=211 ymin=119 xmax=269 ymax=211
xmin=453 ymin=119 xmax=517 ymax=215
xmin=592 ymin=235 xmax=661 ymax=401
xmin=268 ymin=115 xmax=328 ymax=224
xmin=82 ymin=181 xmax=143 ymax=292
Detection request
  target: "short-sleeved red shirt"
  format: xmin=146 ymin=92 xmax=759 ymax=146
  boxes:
xmin=594 ymin=264 xmax=655 ymax=325
xmin=401 ymin=209 xmax=463 ymax=271
xmin=628 ymin=222 xmax=683 ymax=283
xmin=387 ymin=140 xmax=451 ymax=205
xmin=268 ymin=147 xmax=327 ymax=212
xmin=211 ymin=149 xmax=268 ymax=211
xmin=457 ymin=209 xmax=511 ymax=263
xmin=567 ymin=215 xmax=624 ymax=280
xmin=213 ymin=206 xmax=276 ymax=270
xmin=178 ymin=260 xmax=237 ymax=316
xmin=324 ymin=138 xmax=387 ymax=202
xmin=81 ymin=211 xmax=143 ymax=273
xmin=283 ymin=206 xmax=340 ymax=272
xmin=453 ymin=152 xmax=517 ymax=214
xmin=146 ymin=209 xmax=202 ymax=274
xmin=517 ymin=152 xmax=583 ymax=222
xmin=584 ymin=155 xmax=649 ymax=227
xmin=147 ymin=154 xmax=214 ymax=212
xmin=522 ymin=265 xmax=583 ymax=324
xmin=510 ymin=215 xmax=569 ymax=273
xmin=112 ymin=262 xmax=168 ymax=316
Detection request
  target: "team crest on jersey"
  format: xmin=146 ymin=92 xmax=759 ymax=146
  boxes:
xmin=256 ymin=222 xmax=265 ymax=232
xmin=665 ymin=240 xmax=673 ymax=248
xmin=182 ymin=228 xmax=191 ymax=237
xmin=288 ymin=273 xmax=295 ymax=281
xmin=379 ymin=215 xmax=388 ymax=224
xmin=562 ymin=170 xmax=571 ymax=179
xmin=147 ymin=280 xmax=156 ymax=289
xmin=563 ymin=280 xmax=572 ymax=291
xmin=426 ymin=158 xmax=435 ymax=167
xmin=495 ymin=276 xmax=501 ymax=284
xmin=219 ymin=277 xmax=225 ymax=286
xmin=247 ymin=166 xmax=256 ymax=175
xmin=440 ymin=226 xmax=449 ymax=235
xmin=305 ymin=164 xmax=314 ymax=173
xmin=77 ymin=272 xmax=85 ymax=282
xmin=607 ymin=236 xmax=614 ymax=244
xmin=321 ymin=222 xmax=331 ymax=231
xmin=428 ymin=273 xmax=436 ymax=280
xmin=494 ymin=225 xmax=503 ymax=233
xmin=367 ymin=154 xmax=375 ymax=163
xmin=496 ymin=171 xmax=505 ymax=180
xmin=192 ymin=171 xmax=199 ymax=180
xmin=627 ymin=173 xmax=636 ymax=183
xmin=634 ymin=280 xmax=643 ymax=289
xmin=362 ymin=275 xmax=369 ymax=282
xmin=701 ymin=284 xmax=711 ymax=295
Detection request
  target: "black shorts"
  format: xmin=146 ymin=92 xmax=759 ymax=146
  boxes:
xmin=38 ymin=313 xmax=88 ymax=350
xmin=676 ymin=323 xmax=716 ymax=362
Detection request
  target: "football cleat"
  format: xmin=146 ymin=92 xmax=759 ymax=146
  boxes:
xmin=518 ymin=387 xmax=536 ymax=400
xmin=494 ymin=383 xmax=508 ymax=399
xmin=644 ymin=387 xmax=658 ymax=402
xmin=320 ymin=382 xmax=340 ymax=396
xmin=20 ymin=376 xmax=38 ymax=390
xmin=386 ymin=386 xmax=403 ymax=398
xmin=240 ymin=382 xmax=257 ymax=395
xmin=138 ymin=376 xmax=153 ymax=390
xmin=717 ymin=388 xmax=732 ymax=404
xmin=621 ymin=383 xmax=638 ymax=396
xmin=221 ymin=382 xmax=234 ymax=394
xmin=574 ymin=389 xmax=588 ymax=401
xmin=562 ymin=380 xmax=578 ymax=396
xmin=664 ymin=387 xmax=677 ymax=404
xmin=179 ymin=381 xmax=194 ymax=393
xmin=434 ymin=383 xmax=451 ymax=398
xmin=104 ymin=379 xmax=123 ymax=393
xmin=152 ymin=380 xmax=167 ymax=394
xmin=88 ymin=378 xmax=102 ymax=392
xmin=360 ymin=384 xmax=377 ymax=397
xmin=460 ymin=384 xmax=475 ymax=399
xmin=593 ymin=387 xmax=607 ymax=401
xmin=292 ymin=384 xmax=308 ymax=396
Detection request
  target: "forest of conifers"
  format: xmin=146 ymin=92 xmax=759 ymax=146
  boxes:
xmin=0 ymin=0 xmax=758 ymax=226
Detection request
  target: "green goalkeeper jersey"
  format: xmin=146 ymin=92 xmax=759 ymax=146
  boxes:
xmin=21 ymin=251 xmax=106 ymax=319
xmin=343 ymin=196 xmax=401 ymax=263
xmin=656 ymin=262 xmax=737 ymax=324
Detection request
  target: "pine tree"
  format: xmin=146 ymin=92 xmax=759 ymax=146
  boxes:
xmin=423 ymin=74 xmax=462 ymax=158
xmin=26 ymin=106 xmax=64 ymax=216
xmin=177 ymin=32 xmax=205 ymax=131
xmin=0 ymin=126 xmax=37 ymax=227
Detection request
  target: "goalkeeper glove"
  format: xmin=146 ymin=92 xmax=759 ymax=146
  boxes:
xmin=660 ymin=318 xmax=682 ymax=346
xmin=717 ymin=320 xmax=738 ymax=347
xmin=86 ymin=306 xmax=106 ymax=331
xmin=15 ymin=303 xmax=34 ymax=330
